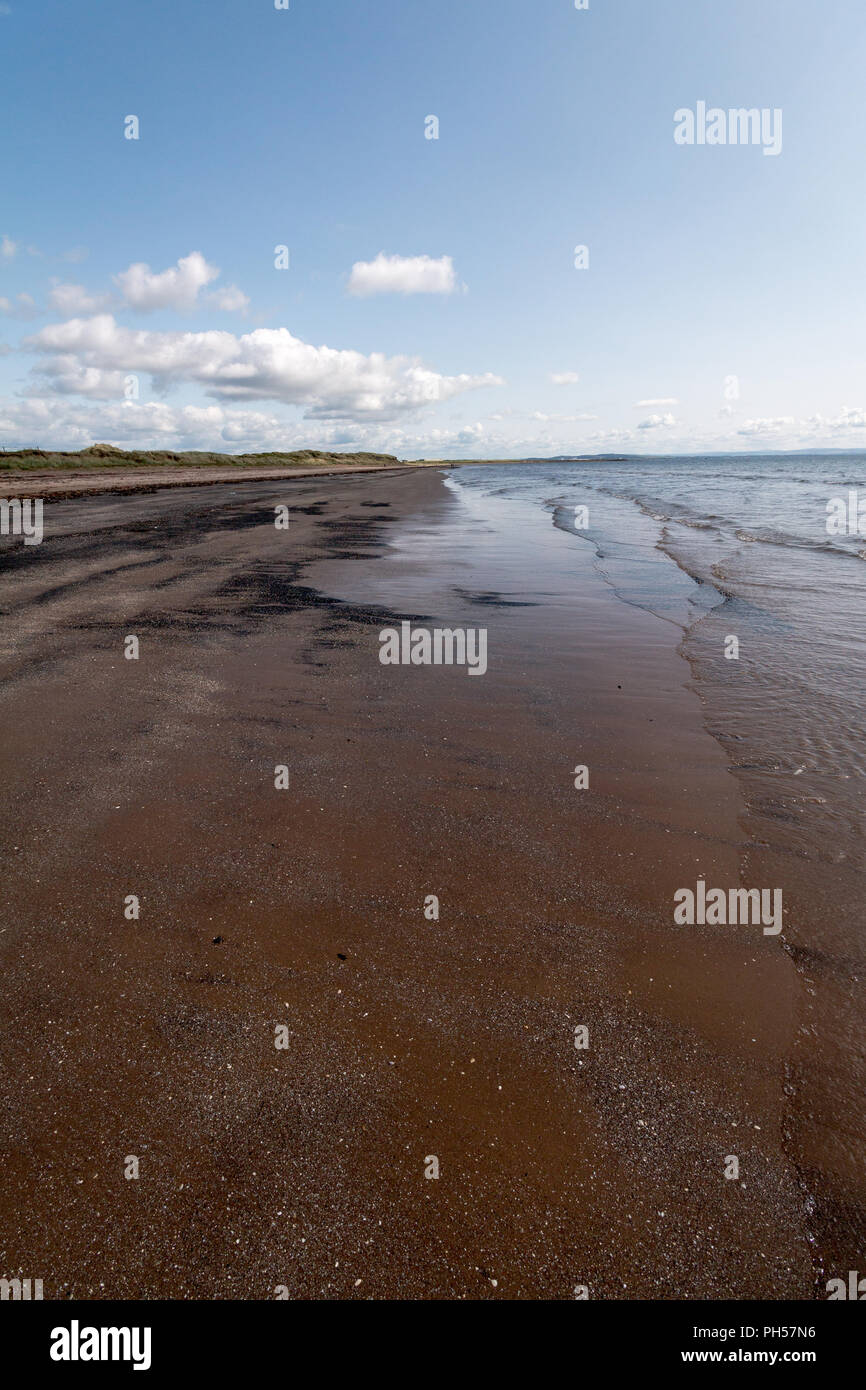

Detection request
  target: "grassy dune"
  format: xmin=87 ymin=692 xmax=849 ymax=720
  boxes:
xmin=0 ymin=443 xmax=405 ymax=472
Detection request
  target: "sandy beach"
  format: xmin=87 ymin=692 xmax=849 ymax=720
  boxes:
xmin=0 ymin=460 xmax=419 ymax=501
xmin=0 ymin=464 xmax=854 ymax=1300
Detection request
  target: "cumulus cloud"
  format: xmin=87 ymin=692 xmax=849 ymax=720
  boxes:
xmin=114 ymin=251 xmax=221 ymax=312
xmin=588 ymin=427 xmax=635 ymax=445
xmin=0 ymin=391 xmax=586 ymax=457
xmin=551 ymin=372 xmax=579 ymax=386
xmin=28 ymin=355 xmax=132 ymax=399
xmin=109 ymin=252 xmax=247 ymax=314
xmin=0 ymin=396 xmax=293 ymax=450
xmin=348 ymin=253 xmax=459 ymax=297
xmin=24 ymin=315 xmax=503 ymax=421
xmin=737 ymin=417 xmax=795 ymax=437
xmin=48 ymin=282 xmax=112 ymax=315
xmin=1 ymin=234 xmax=16 ymax=258
xmin=0 ymin=396 xmax=505 ymax=456
xmin=637 ymin=412 xmax=676 ymax=429
xmin=825 ymin=406 xmax=866 ymax=429
xmin=207 ymin=284 xmax=250 ymax=314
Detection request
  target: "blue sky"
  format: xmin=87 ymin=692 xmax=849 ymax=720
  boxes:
xmin=1 ymin=0 xmax=865 ymax=457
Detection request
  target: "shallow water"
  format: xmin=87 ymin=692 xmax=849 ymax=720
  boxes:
xmin=447 ymin=456 xmax=866 ymax=872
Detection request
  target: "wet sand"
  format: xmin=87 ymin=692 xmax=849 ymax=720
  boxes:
xmin=0 ymin=466 xmax=832 ymax=1299
xmin=0 ymin=460 xmax=422 ymax=501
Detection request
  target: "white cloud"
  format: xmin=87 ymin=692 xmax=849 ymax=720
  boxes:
xmin=0 ymin=397 xmax=508 ymax=456
xmin=637 ymin=412 xmax=676 ymax=430
xmin=207 ymin=284 xmax=250 ymax=313
xmin=588 ymin=427 xmax=635 ymax=445
xmin=111 ymin=252 xmax=247 ymax=314
xmin=551 ymin=371 xmax=579 ymax=385
xmin=826 ymin=406 xmax=866 ymax=429
xmin=25 ymin=315 xmax=503 ymax=421
xmin=634 ymin=397 xmax=678 ymax=407
xmin=0 ymin=393 xmax=533 ymax=458
xmin=0 ymin=291 xmax=38 ymax=319
xmin=1 ymin=235 xmax=16 ymax=259
xmin=530 ymin=411 xmax=597 ymax=422
xmin=737 ymin=416 xmax=795 ymax=437
xmin=48 ymin=282 xmax=112 ymax=315
xmin=0 ymin=396 xmax=292 ymax=450
xmin=453 ymin=422 xmax=485 ymax=445
xmin=348 ymin=253 xmax=459 ymax=297
xmin=28 ymin=355 xmax=131 ymax=399
xmin=114 ymin=251 xmax=221 ymax=312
